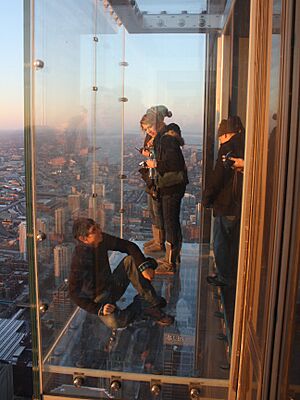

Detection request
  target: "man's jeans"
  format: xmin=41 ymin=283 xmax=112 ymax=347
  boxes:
xmin=213 ymin=215 xmax=241 ymax=284
xmin=97 ymin=256 xmax=160 ymax=329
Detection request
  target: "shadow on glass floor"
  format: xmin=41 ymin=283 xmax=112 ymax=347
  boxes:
xmin=45 ymin=242 xmax=230 ymax=382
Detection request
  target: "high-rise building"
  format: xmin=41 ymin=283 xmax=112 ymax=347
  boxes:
xmin=18 ymin=221 xmax=27 ymax=261
xmin=98 ymin=205 xmax=106 ymax=230
xmin=55 ymin=207 xmax=65 ymax=235
xmin=195 ymin=203 xmax=201 ymax=225
xmin=36 ymin=217 xmax=47 ymax=234
xmin=88 ymin=195 xmax=98 ymax=220
xmin=51 ymin=282 xmax=74 ymax=328
xmin=53 ymin=243 xmax=73 ymax=286
xmin=67 ymin=194 xmax=80 ymax=218
xmin=36 ymin=217 xmax=51 ymax=262
xmin=95 ymin=183 xmax=105 ymax=198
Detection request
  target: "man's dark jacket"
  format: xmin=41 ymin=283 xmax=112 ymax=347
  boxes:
xmin=202 ymin=132 xmax=245 ymax=216
xmin=68 ymin=233 xmax=146 ymax=315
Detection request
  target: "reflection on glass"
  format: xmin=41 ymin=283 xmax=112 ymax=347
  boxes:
xmin=46 ymin=244 xmax=203 ymax=374
xmin=29 ymin=0 xmax=245 ymax=396
xmin=34 ymin=0 xmax=99 ymax=360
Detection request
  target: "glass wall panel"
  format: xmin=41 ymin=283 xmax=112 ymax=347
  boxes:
xmin=33 ymin=0 xmax=124 ymax=359
xmin=230 ymin=0 xmax=250 ymax=122
xmin=209 ymin=0 xmax=250 ymax=358
xmin=33 ymin=0 xmax=96 ymax=357
xmin=27 ymin=0 xmax=251 ymax=397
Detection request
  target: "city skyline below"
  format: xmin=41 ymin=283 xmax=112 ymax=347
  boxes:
xmin=0 ymin=123 xmax=203 ymax=386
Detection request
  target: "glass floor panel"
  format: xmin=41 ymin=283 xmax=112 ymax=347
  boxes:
xmin=44 ymin=242 xmax=229 ymax=382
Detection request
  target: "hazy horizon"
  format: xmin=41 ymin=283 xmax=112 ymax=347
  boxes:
xmin=0 ymin=1 xmax=205 ymax=134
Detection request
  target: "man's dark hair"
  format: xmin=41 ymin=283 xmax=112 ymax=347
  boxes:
xmin=73 ymin=218 xmax=96 ymax=239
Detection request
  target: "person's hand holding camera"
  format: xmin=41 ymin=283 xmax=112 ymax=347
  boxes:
xmin=146 ymin=159 xmax=157 ymax=168
xmin=230 ymin=157 xmax=244 ymax=172
xmin=102 ymin=303 xmax=116 ymax=315
xmin=98 ymin=303 xmax=116 ymax=316
xmin=142 ymin=148 xmax=150 ymax=157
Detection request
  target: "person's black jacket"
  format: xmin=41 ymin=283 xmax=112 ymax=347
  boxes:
xmin=154 ymin=124 xmax=188 ymax=196
xmin=202 ymin=132 xmax=245 ymax=216
xmin=138 ymin=133 xmax=156 ymax=193
xmin=68 ymin=233 xmax=146 ymax=315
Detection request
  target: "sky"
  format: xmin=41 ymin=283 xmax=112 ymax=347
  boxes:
xmin=0 ymin=1 xmax=24 ymax=131
xmin=0 ymin=1 xmax=205 ymax=134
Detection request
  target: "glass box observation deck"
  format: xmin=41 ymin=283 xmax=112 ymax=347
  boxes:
xmin=23 ymin=0 xmax=299 ymax=399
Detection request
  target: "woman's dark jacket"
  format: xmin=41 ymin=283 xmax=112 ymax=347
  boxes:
xmin=202 ymin=132 xmax=245 ymax=216
xmin=154 ymin=124 xmax=188 ymax=196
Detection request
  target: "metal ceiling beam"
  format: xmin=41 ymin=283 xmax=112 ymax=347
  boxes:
xmin=107 ymin=0 xmax=223 ymax=33
xmin=142 ymin=13 xmax=223 ymax=34
xmin=106 ymin=0 xmax=279 ymax=35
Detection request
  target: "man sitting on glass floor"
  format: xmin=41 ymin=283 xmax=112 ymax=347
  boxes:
xmin=69 ymin=217 xmax=174 ymax=328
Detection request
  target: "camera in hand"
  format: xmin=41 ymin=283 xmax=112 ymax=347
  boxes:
xmin=222 ymin=151 xmax=235 ymax=169
xmin=139 ymin=161 xmax=148 ymax=168
xmin=135 ymin=146 xmax=150 ymax=154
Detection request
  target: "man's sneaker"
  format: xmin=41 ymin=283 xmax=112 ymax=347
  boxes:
xmin=75 ymin=352 xmax=89 ymax=368
xmin=75 ymin=357 xmax=87 ymax=368
xmin=143 ymin=306 xmax=174 ymax=326
xmin=206 ymin=274 xmax=228 ymax=287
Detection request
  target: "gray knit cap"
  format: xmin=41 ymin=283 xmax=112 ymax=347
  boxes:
xmin=146 ymin=105 xmax=172 ymax=120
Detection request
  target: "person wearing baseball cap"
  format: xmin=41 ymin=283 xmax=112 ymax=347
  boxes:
xmin=202 ymin=115 xmax=245 ymax=333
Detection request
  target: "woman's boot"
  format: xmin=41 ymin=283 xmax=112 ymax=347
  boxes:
xmin=143 ymin=225 xmax=157 ymax=249
xmin=144 ymin=226 xmax=165 ymax=254
xmin=155 ymin=242 xmax=180 ymax=274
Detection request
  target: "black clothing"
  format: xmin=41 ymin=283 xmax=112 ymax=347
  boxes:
xmin=202 ymin=132 xmax=245 ymax=216
xmin=69 ymin=233 xmax=156 ymax=316
xmin=153 ymin=124 xmax=188 ymax=248
xmin=154 ymin=124 xmax=188 ymax=196
xmin=203 ymin=130 xmax=245 ymax=337
xmin=161 ymin=192 xmax=183 ymax=247
xmin=139 ymin=134 xmax=159 ymax=199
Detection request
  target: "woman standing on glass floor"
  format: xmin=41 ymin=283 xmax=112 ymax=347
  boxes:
xmin=140 ymin=106 xmax=188 ymax=274
xmin=139 ymin=106 xmax=172 ymax=256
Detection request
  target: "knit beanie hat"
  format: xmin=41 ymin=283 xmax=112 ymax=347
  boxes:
xmin=146 ymin=105 xmax=172 ymax=120
xmin=218 ymin=116 xmax=244 ymax=136
xmin=140 ymin=105 xmax=172 ymax=127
